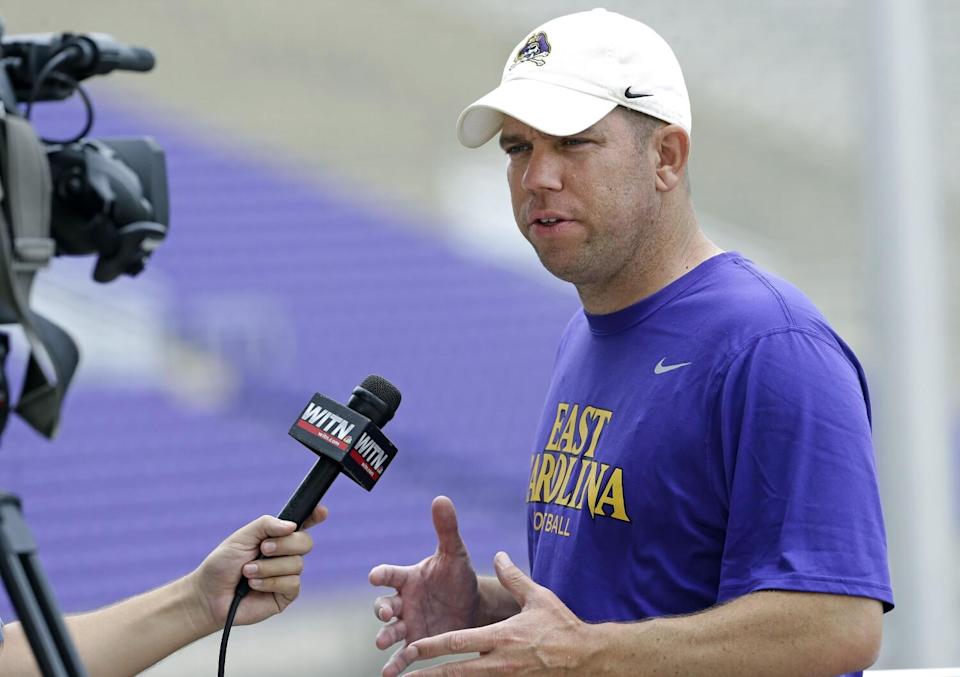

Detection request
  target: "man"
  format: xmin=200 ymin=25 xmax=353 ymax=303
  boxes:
xmin=0 ymin=505 xmax=327 ymax=676
xmin=371 ymin=9 xmax=892 ymax=677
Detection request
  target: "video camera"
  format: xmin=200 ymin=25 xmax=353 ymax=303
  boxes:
xmin=0 ymin=21 xmax=170 ymax=677
xmin=0 ymin=19 xmax=168 ymax=438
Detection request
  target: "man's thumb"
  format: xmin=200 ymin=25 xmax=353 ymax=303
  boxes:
xmin=432 ymin=496 xmax=468 ymax=557
xmin=494 ymin=551 xmax=536 ymax=605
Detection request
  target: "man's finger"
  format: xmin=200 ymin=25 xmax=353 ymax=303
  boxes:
xmin=405 ymin=655 xmax=491 ymax=677
xmin=375 ymin=618 xmax=407 ymax=651
xmin=408 ymin=627 xmax=496 ymax=662
xmin=493 ymin=551 xmax=537 ymax=606
xmin=369 ymin=564 xmax=410 ymax=589
xmin=373 ymin=593 xmax=403 ymax=622
xmin=431 ymin=496 xmax=468 ymax=558
xmin=382 ymin=642 xmax=415 ymax=677
xmin=301 ymin=504 xmax=329 ymax=530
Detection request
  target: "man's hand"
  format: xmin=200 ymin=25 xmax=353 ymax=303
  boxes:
xmin=370 ymin=496 xmax=482 ymax=677
xmin=188 ymin=505 xmax=328 ymax=633
xmin=401 ymin=558 xmax=884 ymax=677
xmin=400 ymin=551 xmax=590 ymax=676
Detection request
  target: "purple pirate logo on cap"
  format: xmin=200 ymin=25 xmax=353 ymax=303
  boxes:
xmin=510 ymin=31 xmax=551 ymax=69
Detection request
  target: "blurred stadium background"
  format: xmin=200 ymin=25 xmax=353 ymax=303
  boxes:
xmin=0 ymin=0 xmax=957 ymax=674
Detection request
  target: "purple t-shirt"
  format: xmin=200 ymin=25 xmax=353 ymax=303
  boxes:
xmin=527 ymin=253 xmax=893 ymax=675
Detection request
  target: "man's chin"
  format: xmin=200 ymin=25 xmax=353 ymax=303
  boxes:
xmin=531 ymin=244 xmax=605 ymax=285
xmin=535 ymin=256 xmax=588 ymax=285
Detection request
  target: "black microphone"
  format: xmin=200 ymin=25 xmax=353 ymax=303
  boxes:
xmin=71 ymin=33 xmax=156 ymax=74
xmin=275 ymin=374 xmax=402 ymax=528
xmin=219 ymin=375 xmax=402 ymax=676
xmin=15 ymin=33 xmax=156 ymax=75
xmin=2 ymin=32 xmax=156 ymax=103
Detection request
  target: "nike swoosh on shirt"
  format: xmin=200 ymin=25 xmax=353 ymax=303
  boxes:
xmin=654 ymin=358 xmax=692 ymax=374
xmin=624 ymin=88 xmax=654 ymax=99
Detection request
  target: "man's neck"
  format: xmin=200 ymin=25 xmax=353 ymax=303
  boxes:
xmin=577 ymin=226 xmax=723 ymax=315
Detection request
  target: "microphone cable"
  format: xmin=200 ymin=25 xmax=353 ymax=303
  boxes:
xmin=218 ymin=592 xmax=245 ymax=677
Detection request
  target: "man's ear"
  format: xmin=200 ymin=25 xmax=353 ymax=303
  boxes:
xmin=654 ymin=125 xmax=690 ymax=192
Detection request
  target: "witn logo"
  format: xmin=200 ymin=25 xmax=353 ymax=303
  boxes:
xmin=349 ymin=432 xmax=389 ymax=478
xmin=297 ymin=402 xmax=356 ymax=450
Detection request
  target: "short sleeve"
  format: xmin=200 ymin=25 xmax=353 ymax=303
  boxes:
xmin=715 ymin=329 xmax=893 ymax=610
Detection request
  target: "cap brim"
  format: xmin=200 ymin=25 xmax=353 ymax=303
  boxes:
xmin=456 ymin=79 xmax=618 ymax=148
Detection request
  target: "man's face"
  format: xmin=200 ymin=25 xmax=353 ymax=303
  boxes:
xmin=499 ymin=108 xmax=660 ymax=289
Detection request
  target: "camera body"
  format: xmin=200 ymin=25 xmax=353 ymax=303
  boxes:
xmin=0 ymin=19 xmax=168 ymax=437
xmin=0 ymin=23 xmax=169 ymax=284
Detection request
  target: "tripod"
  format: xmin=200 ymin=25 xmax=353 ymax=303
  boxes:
xmin=0 ymin=493 xmax=88 ymax=676
xmin=0 ymin=334 xmax=88 ymax=676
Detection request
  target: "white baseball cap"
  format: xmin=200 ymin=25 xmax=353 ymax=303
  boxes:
xmin=456 ymin=8 xmax=691 ymax=148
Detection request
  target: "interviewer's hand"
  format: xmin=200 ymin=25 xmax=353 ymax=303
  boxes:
xmin=400 ymin=551 xmax=590 ymax=676
xmin=370 ymin=496 xmax=481 ymax=677
xmin=188 ymin=505 xmax=328 ymax=633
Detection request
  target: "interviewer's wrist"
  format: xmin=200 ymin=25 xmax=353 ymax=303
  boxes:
xmin=178 ymin=569 xmax=221 ymax=638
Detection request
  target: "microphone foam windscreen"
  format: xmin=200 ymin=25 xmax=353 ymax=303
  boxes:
xmin=361 ymin=374 xmax=402 ymax=416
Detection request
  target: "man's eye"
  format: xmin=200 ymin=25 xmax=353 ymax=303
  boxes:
xmin=504 ymin=144 xmax=530 ymax=155
xmin=561 ymin=138 xmax=587 ymax=147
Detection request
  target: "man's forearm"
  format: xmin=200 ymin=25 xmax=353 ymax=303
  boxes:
xmin=2 ymin=574 xmax=214 ymax=677
xmin=582 ymin=591 xmax=882 ymax=677
xmin=476 ymin=574 xmax=521 ymax=626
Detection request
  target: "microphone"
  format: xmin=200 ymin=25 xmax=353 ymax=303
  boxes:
xmin=276 ymin=374 xmax=402 ymax=528
xmin=2 ymin=32 xmax=156 ymax=103
xmin=67 ymin=33 xmax=156 ymax=74
xmin=2 ymin=33 xmax=156 ymax=76
xmin=219 ymin=375 xmax=402 ymax=677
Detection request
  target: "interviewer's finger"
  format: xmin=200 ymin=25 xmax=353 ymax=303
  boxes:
xmin=231 ymin=515 xmax=297 ymax=550
xmin=375 ymin=619 xmax=407 ymax=650
xmin=409 ymin=627 xmax=496 ymax=661
xmin=373 ymin=594 xmax=403 ymax=622
xmin=247 ymin=573 xmax=300 ymax=596
xmin=261 ymin=529 xmax=313 ymax=557
xmin=369 ymin=564 xmax=410 ymax=589
xmin=301 ymin=504 xmax=329 ymax=530
xmin=243 ymin=555 xmax=304 ymax=579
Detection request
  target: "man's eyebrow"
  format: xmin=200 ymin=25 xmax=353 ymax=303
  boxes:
xmin=498 ymin=133 xmax=526 ymax=148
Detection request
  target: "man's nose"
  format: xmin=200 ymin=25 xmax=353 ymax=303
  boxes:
xmin=521 ymin=147 xmax=563 ymax=193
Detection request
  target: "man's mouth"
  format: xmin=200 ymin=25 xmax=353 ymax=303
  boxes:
xmin=528 ymin=211 xmax=572 ymax=228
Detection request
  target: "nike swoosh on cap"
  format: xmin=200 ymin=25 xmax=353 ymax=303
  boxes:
xmin=624 ymin=87 xmax=654 ymax=98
